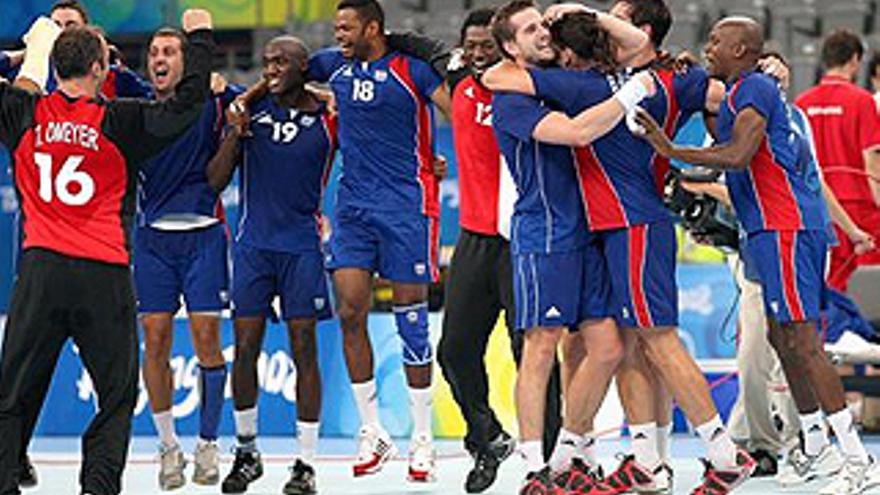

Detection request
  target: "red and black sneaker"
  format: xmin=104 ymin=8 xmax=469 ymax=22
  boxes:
xmin=553 ymin=458 xmax=603 ymax=493
xmin=586 ymin=454 xmax=657 ymax=495
xmin=690 ymin=449 xmax=757 ymax=495
xmin=521 ymin=467 xmax=566 ymax=495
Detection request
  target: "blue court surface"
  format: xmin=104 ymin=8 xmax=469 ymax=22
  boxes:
xmin=22 ymin=435 xmax=880 ymax=494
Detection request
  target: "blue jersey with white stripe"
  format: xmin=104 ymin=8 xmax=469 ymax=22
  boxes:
xmin=308 ymin=48 xmax=443 ymax=216
xmin=492 ymin=92 xmax=588 ymax=254
xmin=237 ymin=96 xmax=337 ymax=254
xmin=138 ymin=87 xmax=242 ymax=227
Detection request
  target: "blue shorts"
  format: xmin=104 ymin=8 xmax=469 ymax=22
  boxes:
xmin=746 ymin=229 xmax=827 ymax=323
xmin=598 ymin=222 xmax=678 ymax=328
xmin=327 ymin=206 xmax=439 ymax=283
xmin=512 ymin=244 xmax=611 ymax=332
xmin=133 ymin=223 xmax=230 ymax=314
xmin=232 ymin=244 xmax=332 ymax=321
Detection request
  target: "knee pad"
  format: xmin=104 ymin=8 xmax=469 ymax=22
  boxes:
xmin=394 ymin=302 xmax=432 ymax=366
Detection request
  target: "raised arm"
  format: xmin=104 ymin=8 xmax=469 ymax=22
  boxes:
xmin=544 ymin=3 xmax=649 ymax=64
xmin=430 ymin=84 xmax=452 ymax=120
xmin=206 ymin=82 xmax=265 ymax=191
xmin=105 ymin=9 xmax=214 ymax=165
xmin=635 ymin=106 xmax=765 ymax=170
xmin=14 ymin=17 xmax=62 ymax=94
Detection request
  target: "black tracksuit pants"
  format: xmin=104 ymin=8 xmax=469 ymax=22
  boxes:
xmin=0 ymin=249 xmax=139 ymax=495
xmin=439 ymin=230 xmax=562 ymax=460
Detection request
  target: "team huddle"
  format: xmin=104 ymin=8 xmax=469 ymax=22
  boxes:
xmin=0 ymin=0 xmax=878 ymax=495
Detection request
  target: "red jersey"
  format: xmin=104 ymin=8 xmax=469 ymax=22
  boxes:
xmin=795 ymin=75 xmax=880 ymax=202
xmin=0 ymin=30 xmax=214 ymax=266
xmin=451 ymin=74 xmax=503 ymax=235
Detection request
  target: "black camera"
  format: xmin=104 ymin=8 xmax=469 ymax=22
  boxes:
xmin=664 ymin=167 xmax=740 ymax=250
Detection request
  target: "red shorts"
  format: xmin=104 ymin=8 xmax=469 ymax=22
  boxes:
xmin=827 ymin=201 xmax=880 ymax=291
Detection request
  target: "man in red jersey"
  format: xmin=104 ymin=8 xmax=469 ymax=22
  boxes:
xmin=795 ymin=29 xmax=880 ymax=291
xmin=0 ymin=10 xmax=214 ymax=495
xmin=437 ymin=8 xmax=561 ymax=493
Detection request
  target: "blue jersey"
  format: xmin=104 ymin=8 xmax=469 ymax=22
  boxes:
xmin=529 ymin=67 xmax=677 ymax=230
xmin=492 ymin=92 xmax=588 ymax=254
xmin=237 ymin=96 xmax=337 ymax=254
xmin=137 ymin=87 xmax=242 ymax=227
xmin=308 ymin=48 xmax=443 ymax=216
xmin=718 ymin=71 xmax=826 ymax=233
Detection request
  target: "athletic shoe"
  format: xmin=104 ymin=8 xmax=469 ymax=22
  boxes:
xmin=520 ymin=467 xmax=566 ymax=495
xmin=221 ymin=448 xmax=263 ymax=494
xmin=353 ymin=424 xmax=397 ymax=477
xmin=690 ymin=448 xmax=756 ymax=494
xmin=18 ymin=455 xmax=37 ymax=488
xmin=192 ymin=440 xmax=220 ymax=485
xmin=158 ymin=443 xmax=186 ymax=491
xmin=589 ymin=454 xmax=660 ymax=494
xmin=552 ymin=457 xmax=602 ymax=493
xmin=465 ymin=431 xmax=517 ymax=493
xmin=283 ymin=459 xmax=317 ymax=495
xmin=408 ymin=433 xmax=436 ymax=482
xmin=819 ymin=455 xmax=880 ymax=495
xmin=776 ymin=443 xmax=844 ymax=486
xmin=825 ymin=331 xmax=880 ymax=364
xmin=748 ymin=449 xmax=777 ymax=477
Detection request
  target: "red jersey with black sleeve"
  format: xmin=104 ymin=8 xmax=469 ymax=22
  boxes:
xmin=0 ymin=29 xmax=214 ymax=266
xmin=451 ymin=73 xmax=503 ymax=236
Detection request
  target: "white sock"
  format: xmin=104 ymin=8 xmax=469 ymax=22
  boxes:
xmin=152 ymin=410 xmax=178 ymax=449
xmin=548 ymin=428 xmax=581 ymax=472
xmin=657 ymin=422 xmax=673 ymax=463
xmin=520 ymin=440 xmax=544 ymax=473
xmin=409 ymin=386 xmax=433 ymax=440
xmin=297 ymin=420 xmax=319 ymax=463
xmin=581 ymin=433 xmax=598 ymax=466
xmin=630 ymin=422 xmax=660 ymax=469
xmin=799 ymin=409 xmax=829 ymax=457
xmin=234 ymin=407 xmax=258 ymax=442
xmin=695 ymin=415 xmax=737 ymax=469
xmin=352 ymin=380 xmax=380 ymax=428
xmin=827 ymin=408 xmax=869 ymax=463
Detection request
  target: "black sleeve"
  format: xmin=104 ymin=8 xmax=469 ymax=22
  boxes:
xmin=0 ymin=82 xmax=39 ymax=151
xmin=447 ymin=67 xmax=472 ymax=95
xmin=103 ymin=29 xmax=214 ymax=166
xmin=386 ymin=31 xmax=450 ymax=80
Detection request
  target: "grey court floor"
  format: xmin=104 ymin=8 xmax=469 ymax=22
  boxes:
xmin=20 ymin=436 xmax=880 ymax=494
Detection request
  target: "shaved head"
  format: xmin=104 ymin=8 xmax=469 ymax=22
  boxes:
xmin=704 ymin=16 xmax=765 ymax=80
xmin=266 ymin=35 xmax=310 ymax=67
xmin=716 ymin=17 xmax=763 ymax=56
xmin=262 ymin=35 xmax=310 ymax=98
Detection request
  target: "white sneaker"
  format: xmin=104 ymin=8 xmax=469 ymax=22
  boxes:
xmin=192 ymin=440 xmax=219 ymax=485
xmin=407 ymin=433 xmax=436 ymax=483
xmin=353 ymin=424 xmax=397 ymax=477
xmin=825 ymin=331 xmax=880 ymax=364
xmin=819 ymin=456 xmax=880 ymax=495
xmin=777 ymin=443 xmax=844 ymax=486
xmin=158 ymin=443 xmax=186 ymax=491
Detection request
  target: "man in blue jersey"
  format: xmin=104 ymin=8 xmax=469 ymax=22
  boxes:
xmin=305 ymin=0 xmax=452 ymax=481
xmin=134 ymin=26 xmax=237 ymax=491
xmin=636 ymin=16 xmax=880 ymax=495
xmin=485 ymin=2 xmax=659 ymax=493
xmin=206 ymin=36 xmax=336 ymax=495
xmin=487 ymin=7 xmax=758 ymax=494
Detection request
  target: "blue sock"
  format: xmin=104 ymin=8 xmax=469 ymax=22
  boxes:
xmin=393 ymin=302 xmax=432 ymax=366
xmin=199 ymin=364 xmax=227 ymax=442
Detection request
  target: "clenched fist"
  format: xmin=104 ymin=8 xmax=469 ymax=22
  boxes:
xmin=182 ymin=9 xmax=212 ymax=33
